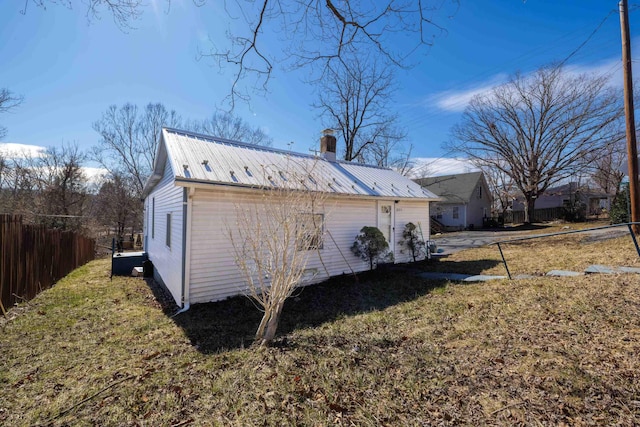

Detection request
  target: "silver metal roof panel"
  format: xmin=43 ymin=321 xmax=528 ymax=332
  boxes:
xmin=151 ymin=128 xmax=438 ymax=200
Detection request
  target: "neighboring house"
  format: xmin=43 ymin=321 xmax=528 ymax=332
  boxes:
xmin=416 ymin=171 xmax=492 ymax=230
xmin=142 ymin=128 xmax=439 ymax=308
xmin=511 ymin=182 xmax=610 ymax=217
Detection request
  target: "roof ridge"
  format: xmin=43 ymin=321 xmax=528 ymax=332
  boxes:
xmin=163 ymin=127 xmax=395 ymax=171
xmin=163 ymin=126 xmax=317 ymax=160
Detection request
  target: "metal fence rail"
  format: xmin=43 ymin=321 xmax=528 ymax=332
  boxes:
xmin=492 ymin=222 xmax=640 ymax=279
xmin=0 ymin=214 xmax=95 ymax=314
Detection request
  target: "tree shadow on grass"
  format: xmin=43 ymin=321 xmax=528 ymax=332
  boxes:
xmin=497 ymin=223 xmax=551 ymax=232
xmin=162 ymin=268 xmax=454 ymax=354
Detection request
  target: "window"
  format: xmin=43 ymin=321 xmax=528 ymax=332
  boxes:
xmin=166 ymin=213 xmax=172 ymax=247
xmin=297 ymin=213 xmax=324 ymax=250
xmin=152 ymin=198 xmax=155 ymax=239
xmin=453 ymin=206 xmax=459 ymax=219
xmin=436 ymin=207 xmax=442 ymax=220
xmin=478 ymin=186 xmax=482 ymax=198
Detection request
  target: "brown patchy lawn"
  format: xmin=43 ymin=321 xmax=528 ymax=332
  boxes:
xmin=1 ymin=232 xmax=639 ymax=426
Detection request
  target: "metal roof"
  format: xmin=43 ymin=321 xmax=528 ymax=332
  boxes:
xmin=144 ymin=128 xmax=438 ymax=200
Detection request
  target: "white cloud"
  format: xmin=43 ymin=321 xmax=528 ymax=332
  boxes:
xmin=0 ymin=143 xmax=108 ymax=186
xmin=0 ymin=143 xmax=47 ymax=158
xmin=410 ymin=157 xmax=478 ymax=178
xmin=428 ymin=74 xmax=508 ymax=113
xmin=82 ymin=167 xmax=110 ymax=184
xmin=427 ymin=58 xmax=621 ymax=114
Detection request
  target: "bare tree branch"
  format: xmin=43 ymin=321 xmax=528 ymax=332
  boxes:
xmin=314 ymin=57 xmax=405 ymax=162
xmin=92 ymin=103 xmax=182 ymax=197
xmin=0 ymin=88 xmax=24 ymax=140
xmin=25 ymin=0 xmax=144 ymax=30
xmin=229 ymin=159 xmax=328 ymax=346
xmin=185 ymin=111 xmax=273 ymax=146
xmin=202 ymin=0 xmax=457 ymax=107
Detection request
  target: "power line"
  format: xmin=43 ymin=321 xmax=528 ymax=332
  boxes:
xmin=399 ymin=6 xmax=627 ymax=137
xmin=559 ymin=9 xmax=617 ymax=66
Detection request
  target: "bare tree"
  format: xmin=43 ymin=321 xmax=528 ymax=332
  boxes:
xmin=186 ymin=111 xmax=273 ymax=146
xmin=315 ymin=58 xmax=405 ymax=162
xmin=588 ymin=139 xmax=626 ymax=197
xmin=229 ymin=161 xmax=327 ymax=346
xmin=369 ymin=135 xmax=414 ymax=176
xmin=451 ymin=65 xmax=624 ymax=223
xmin=92 ymin=172 xmax=140 ymax=239
xmin=203 ymin=0 xmax=457 ymax=107
xmin=0 ymin=88 xmax=23 ymax=140
xmin=473 ymin=159 xmax=517 ymax=215
xmin=35 ymin=144 xmax=90 ymax=231
xmin=0 ymin=152 xmax=39 ymax=219
xmin=92 ymin=102 xmax=182 ymax=197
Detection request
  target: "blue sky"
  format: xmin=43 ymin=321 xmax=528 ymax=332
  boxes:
xmin=0 ymin=0 xmax=637 ymax=175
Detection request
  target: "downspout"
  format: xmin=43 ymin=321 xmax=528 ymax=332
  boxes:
xmin=176 ymin=187 xmax=193 ymax=314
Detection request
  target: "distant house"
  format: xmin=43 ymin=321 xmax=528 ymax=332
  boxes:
xmin=416 ymin=171 xmax=492 ymax=230
xmin=511 ymin=182 xmax=610 ymax=219
xmin=142 ymin=128 xmax=439 ymax=308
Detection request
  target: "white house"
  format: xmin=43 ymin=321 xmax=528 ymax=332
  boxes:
xmin=417 ymin=171 xmax=492 ymax=230
xmin=142 ymin=128 xmax=439 ymax=308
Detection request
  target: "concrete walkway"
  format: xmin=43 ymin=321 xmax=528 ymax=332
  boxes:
xmin=418 ymin=264 xmax=640 ymax=283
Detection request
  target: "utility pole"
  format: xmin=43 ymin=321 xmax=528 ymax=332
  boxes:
xmin=620 ymin=0 xmax=640 ymax=233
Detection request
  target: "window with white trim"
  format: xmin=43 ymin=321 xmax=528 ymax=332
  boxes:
xmin=297 ymin=213 xmax=324 ymax=250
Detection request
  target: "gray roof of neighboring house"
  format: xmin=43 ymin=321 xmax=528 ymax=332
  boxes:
xmin=415 ymin=171 xmax=486 ymax=204
xmin=143 ymin=128 xmax=439 ymax=200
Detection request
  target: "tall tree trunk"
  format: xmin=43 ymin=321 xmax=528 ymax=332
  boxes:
xmin=524 ymin=196 xmax=536 ymax=224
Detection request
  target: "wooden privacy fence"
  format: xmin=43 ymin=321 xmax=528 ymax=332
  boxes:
xmin=505 ymin=207 xmax=566 ymax=224
xmin=0 ymin=214 xmax=95 ymax=313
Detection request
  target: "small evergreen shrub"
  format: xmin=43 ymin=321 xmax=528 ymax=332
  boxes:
xmin=351 ymin=226 xmax=393 ymax=271
xmin=610 ymin=185 xmax=630 ymax=224
xmin=398 ymin=222 xmax=426 ymax=262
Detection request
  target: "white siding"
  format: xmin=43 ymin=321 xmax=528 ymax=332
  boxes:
xmin=435 ymin=203 xmax=467 ymax=230
xmin=187 ymin=190 xmax=432 ymax=304
xmin=394 ymin=201 xmax=431 ymax=263
xmin=302 ymin=198 xmax=374 ymax=283
xmin=466 ymin=181 xmax=491 ymax=228
xmin=188 ymin=191 xmax=376 ymax=304
xmin=145 ymin=158 xmax=185 ymax=305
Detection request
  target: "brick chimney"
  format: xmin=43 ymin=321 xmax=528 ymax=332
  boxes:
xmin=320 ymin=129 xmax=337 ymax=162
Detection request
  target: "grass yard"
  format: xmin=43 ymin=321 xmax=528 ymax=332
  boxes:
xmin=1 ymin=232 xmax=639 ymax=426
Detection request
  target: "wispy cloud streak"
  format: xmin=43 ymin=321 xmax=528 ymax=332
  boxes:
xmin=427 ymin=58 xmax=621 ymax=114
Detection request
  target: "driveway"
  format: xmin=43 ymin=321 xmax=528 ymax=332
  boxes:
xmin=430 ymin=225 xmax=632 ymax=255
xmin=429 ymin=230 xmax=518 ymax=255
